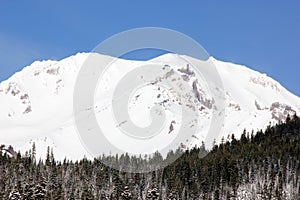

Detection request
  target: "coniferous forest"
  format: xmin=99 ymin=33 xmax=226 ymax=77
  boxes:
xmin=1 ymin=115 xmax=300 ymax=199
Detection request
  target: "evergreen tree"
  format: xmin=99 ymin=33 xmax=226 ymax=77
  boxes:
xmin=9 ymin=187 xmax=22 ymax=200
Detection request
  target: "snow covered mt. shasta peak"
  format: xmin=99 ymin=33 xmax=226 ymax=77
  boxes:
xmin=0 ymin=53 xmax=299 ymax=160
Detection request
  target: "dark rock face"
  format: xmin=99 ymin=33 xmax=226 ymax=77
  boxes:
xmin=270 ymin=102 xmax=296 ymax=121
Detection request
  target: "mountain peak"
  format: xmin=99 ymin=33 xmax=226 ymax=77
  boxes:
xmin=0 ymin=53 xmax=299 ymax=160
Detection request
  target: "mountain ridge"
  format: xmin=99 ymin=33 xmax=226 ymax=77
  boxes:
xmin=0 ymin=52 xmax=299 ymax=160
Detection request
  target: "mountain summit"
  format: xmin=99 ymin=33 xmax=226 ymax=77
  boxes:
xmin=0 ymin=53 xmax=299 ymax=160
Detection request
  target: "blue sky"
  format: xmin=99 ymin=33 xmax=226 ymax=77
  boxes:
xmin=0 ymin=1 xmax=299 ymax=95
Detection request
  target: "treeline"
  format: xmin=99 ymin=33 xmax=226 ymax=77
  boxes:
xmin=0 ymin=114 xmax=300 ymax=199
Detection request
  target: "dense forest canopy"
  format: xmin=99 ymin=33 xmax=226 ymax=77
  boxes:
xmin=0 ymin=114 xmax=300 ymax=199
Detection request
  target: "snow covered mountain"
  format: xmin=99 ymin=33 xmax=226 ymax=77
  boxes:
xmin=0 ymin=53 xmax=299 ymax=160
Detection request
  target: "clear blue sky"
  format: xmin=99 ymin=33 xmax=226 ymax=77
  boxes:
xmin=0 ymin=1 xmax=299 ymax=96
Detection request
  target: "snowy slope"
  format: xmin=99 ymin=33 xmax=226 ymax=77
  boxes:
xmin=0 ymin=53 xmax=299 ymax=160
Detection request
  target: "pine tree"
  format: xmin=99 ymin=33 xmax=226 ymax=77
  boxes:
xmin=52 ymin=182 xmax=65 ymax=200
xmin=121 ymin=186 xmax=132 ymax=199
xmin=23 ymin=182 xmax=34 ymax=200
xmin=33 ymin=181 xmax=46 ymax=200
xmin=146 ymin=187 xmax=160 ymax=200
xmin=9 ymin=187 xmax=22 ymax=200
